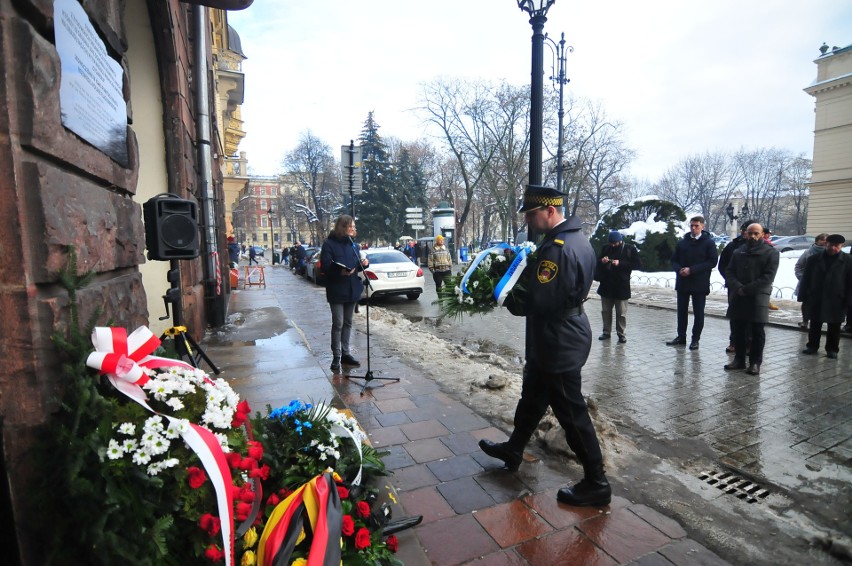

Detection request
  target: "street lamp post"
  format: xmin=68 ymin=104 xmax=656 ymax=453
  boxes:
xmin=544 ymin=31 xmax=572 ymax=200
xmin=267 ymin=207 xmax=275 ymax=261
xmin=517 ymin=0 xmax=556 ymax=241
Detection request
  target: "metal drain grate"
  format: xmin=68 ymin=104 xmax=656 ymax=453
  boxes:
xmin=698 ymin=470 xmax=771 ymax=503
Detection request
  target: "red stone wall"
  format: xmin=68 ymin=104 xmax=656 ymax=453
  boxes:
xmin=0 ymin=0 xmax=222 ymax=561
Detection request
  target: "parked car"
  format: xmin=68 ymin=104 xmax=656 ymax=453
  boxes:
xmin=357 ymin=249 xmax=425 ymax=301
xmin=251 ymin=245 xmax=265 ymax=257
xmin=305 ymin=250 xmax=327 ymax=285
xmin=772 ymin=235 xmax=814 ymax=252
xmin=294 ymin=247 xmax=318 ymax=276
xmin=712 ymin=235 xmax=731 ymax=245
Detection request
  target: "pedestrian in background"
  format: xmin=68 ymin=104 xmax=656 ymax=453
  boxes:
xmin=667 ymin=215 xmax=719 ymax=350
xmin=320 ymin=215 xmax=369 ymax=372
xmin=227 ymin=236 xmax=240 ymax=266
xmin=595 ymin=230 xmax=641 ymax=344
xmin=427 ymin=235 xmax=452 ymax=289
xmin=799 ymin=234 xmax=852 ymax=360
xmin=248 ymin=245 xmax=258 ymax=265
xmin=479 ymin=184 xmax=611 ymax=508
xmin=794 ymin=233 xmax=828 ymax=329
xmin=723 ymin=223 xmax=780 ymax=375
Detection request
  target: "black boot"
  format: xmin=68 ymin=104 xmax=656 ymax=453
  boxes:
xmin=478 ymin=440 xmax=523 ymax=471
xmin=557 ymin=465 xmax=611 ymax=507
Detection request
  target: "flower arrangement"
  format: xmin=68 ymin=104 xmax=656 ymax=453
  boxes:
xmin=436 ymin=242 xmax=536 ymax=319
xmin=34 ymin=252 xmax=408 ymax=566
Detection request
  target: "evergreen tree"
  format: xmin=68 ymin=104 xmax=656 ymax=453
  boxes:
xmin=393 ymin=148 xmax=428 ymax=239
xmin=354 ymin=112 xmax=395 ymax=243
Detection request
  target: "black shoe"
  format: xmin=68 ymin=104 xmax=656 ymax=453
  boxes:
xmin=826 ymin=352 xmax=838 ymax=359
xmin=666 ymin=337 xmax=686 ymax=346
xmin=598 ymin=334 xmax=610 ymax=341
xmin=746 ymin=363 xmax=761 ymax=375
xmin=725 ymin=344 xmax=736 ymax=353
xmin=478 ymin=440 xmax=522 ymax=471
xmin=801 ymin=348 xmax=817 ymax=355
xmin=724 ymin=360 xmax=746 ymax=370
xmin=340 ymin=354 xmax=361 ymax=367
xmin=330 ymin=357 xmax=341 ymax=372
xmin=556 ymin=478 xmax=612 ymax=507
xmin=618 ymin=335 xmax=627 ymax=344
xmin=689 ymin=340 xmax=699 ymax=350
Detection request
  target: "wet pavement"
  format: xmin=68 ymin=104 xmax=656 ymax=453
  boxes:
xmin=202 ymin=263 xmax=851 ymax=565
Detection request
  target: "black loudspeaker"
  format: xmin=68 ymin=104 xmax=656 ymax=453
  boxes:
xmin=143 ymin=194 xmax=200 ymax=260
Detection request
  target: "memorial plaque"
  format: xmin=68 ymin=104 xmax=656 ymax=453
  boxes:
xmin=54 ymin=0 xmax=128 ymax=166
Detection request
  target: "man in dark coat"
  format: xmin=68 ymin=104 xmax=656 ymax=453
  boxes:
xmin=799 ymin=234 xmax=852 ymax=359
xmin=667 ymin=215 xmax=719 ymax=350
xmin=723 ymin=223 xmax=780 ymax=375
xmin=718 ymin=220 xmax=755 ymax=352
xmin=595 ymin=230 xmax=641 ymax=343
xmin=479 ymin=185 xmax=610 ymax=508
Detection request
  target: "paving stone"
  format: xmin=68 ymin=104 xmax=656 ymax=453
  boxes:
xmin=658 ymin=538 xmax=731 ymax=565
xmin=398 ymin=486 xmax=455 ymax=525
xmin=523 ymin=493 xmax=630 ymax=530
xmin=414 ymin=513 xmax=499 ymax=565
xmin=427 ymin=454 xmax=485 ymax=482
xmin=405 ymin=437 xmax=455 ymax=464
xmin=473 ymin=500 xmax=553 ymax=548
xmin=388 ymin=463 xmax=440 ymax=492
xmin=473 ymin=469 xmax=531 ymax=504
xmin=400 ymin=419 xmax=451 ymax=441
xmin=516 ymin=527 xmax=617 ymax=566
xmin=577 ymin=507 xmax=673 ymax=563
xmin=436 ymin=476 xmax=495 ymax=514
xmin=463 ymin=549 xmax=528 ymax=566
xmin=440 ymin=431 xmax=485 ymax=455
xmin=628 ymin=504 xmax=688 ymax=539
xmin=367 ymin=425 xmax=408 ymax=448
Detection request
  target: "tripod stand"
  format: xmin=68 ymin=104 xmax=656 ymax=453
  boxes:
xmin=159 ymin=263 xmax=220 ymax=374
xmin=344 ymin=239 xmax=399 ymax=396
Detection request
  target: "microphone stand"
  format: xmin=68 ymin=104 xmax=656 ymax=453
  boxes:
xmin=345 ymin=237 xmax=400 ymax=396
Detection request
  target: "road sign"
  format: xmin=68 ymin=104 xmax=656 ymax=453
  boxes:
xmin=406 ymin=213 xmax=423 ymax=219
xmin=405 ymin=218 xmax=422 ymax=224
xmin=405 ymin=207 xmax=422 ymax=213
xmin=411 ymin=224 xmax=426 ymax=230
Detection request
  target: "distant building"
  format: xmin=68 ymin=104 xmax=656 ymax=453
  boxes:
xmin=804 ymin=43 xmax=852 ymax=235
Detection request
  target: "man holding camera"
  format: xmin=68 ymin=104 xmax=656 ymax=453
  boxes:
xmin=595 ymin=231 xmax=641 ymax=344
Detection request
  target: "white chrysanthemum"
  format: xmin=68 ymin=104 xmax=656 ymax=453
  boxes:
xmin=166 ymin=397 xmax=185 ymax=411
xmin=147 ymin=461 xmax=164 ymax=476
xmin=465 ymin=297 xmax=475 ymax=304
xmin=122 ymin=439 xmax=138 ymax=452
xmin=495 ymin=255 xmax=506 ymax=262
xmin=132 ymin=450 xmax=152 ymax=465
xmin=472 ymin=281 xmax=479 ymax=289
xmin=144 ymin=415 xmax=165 ymax=433
xmin=118 ymin=422 xmax=136 ymax=435
xmin=107 ymin=439 xmax=124 ymax=460
xmin=161 ymin=457 xmax=180 ymax=470
xmin=214 ymin=432 xmax=229 ymax=449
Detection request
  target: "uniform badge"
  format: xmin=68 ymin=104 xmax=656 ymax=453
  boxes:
xmin=537 ymin=260 xmax=558 ymax=283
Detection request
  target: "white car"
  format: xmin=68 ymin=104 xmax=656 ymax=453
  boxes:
xmin=358 ymin=249 xmax=425 ymax=300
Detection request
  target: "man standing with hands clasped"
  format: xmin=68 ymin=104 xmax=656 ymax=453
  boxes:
xmin=667 ymin=215 xmax=718 ymax=350
xmin=723 ymin=223 xmax=779 ymax=375
xmin=595 ymin=231 xmax=641 ymax=344
xmin=479 ymin=184 xmax=611 ymax=507
xmin=799 ymin=234 xmax=852 ymax=359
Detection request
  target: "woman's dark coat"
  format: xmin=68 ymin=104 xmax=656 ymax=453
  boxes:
xmin=320 ymin=235 xmax=364 ymax=304
xmin=726 ymin=239 xmax=780 ymax=323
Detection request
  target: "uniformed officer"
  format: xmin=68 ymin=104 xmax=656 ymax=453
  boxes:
xmin=479 ymin=184 xmax=611 ymax=507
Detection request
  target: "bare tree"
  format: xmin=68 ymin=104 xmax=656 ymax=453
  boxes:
xmin=783 ymin=155 xmax=811 ymax=234
xmin=282 ymin=130 xmax=338 ymax=244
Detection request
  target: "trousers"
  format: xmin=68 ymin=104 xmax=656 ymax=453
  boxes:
xmin=330 ymin=302 xmax=356 ymax=358
xmin=808 ymin=321 xmax=842 ymax=353
xmin=508 ymin=363 xmax=603 ymax=472
xmin=732 ymin=320 xmax=765 ymax=364
xmin=676 ymin=291 xmax=706 ymax=340
xmin=600 ymin=297 xmax=628 ymax=337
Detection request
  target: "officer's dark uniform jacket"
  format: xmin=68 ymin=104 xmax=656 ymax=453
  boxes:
xmin=507 ymin=216 xmax=596 ymax=373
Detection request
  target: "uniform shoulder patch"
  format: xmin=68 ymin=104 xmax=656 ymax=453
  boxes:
xmin=537 ymin=260 xmax=558 ymax=283
xmin=554 ymin=239 xmax=564 ymax=246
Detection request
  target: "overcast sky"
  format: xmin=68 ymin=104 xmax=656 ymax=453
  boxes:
xmin=228 ymin=0 xmax=851 ymax=182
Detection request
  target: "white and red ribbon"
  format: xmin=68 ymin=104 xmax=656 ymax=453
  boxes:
xmin=86 ymin=326 xmax=235 ymax=566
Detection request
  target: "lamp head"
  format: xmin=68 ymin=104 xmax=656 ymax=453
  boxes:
xmin=517 ymin=0 xmax=555 ymax=17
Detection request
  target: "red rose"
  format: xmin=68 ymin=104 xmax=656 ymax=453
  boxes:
xmin=279 ymin=488 xmax=293 ymax=499
xmin=386 ymin=535 xmax=398 ymax=553
xmin=239 ymin=457 xmax=258 ymax=471
xmin=342 ymin=515 xmax=355 ymax=536
xmin=247 ymin=441 xmax=264 ymax=461
xmin=356 ymin=500 xmax=371 ymax=519
xmin=198 ymin=513 xmax=221 ymax=537
xmin=337 ymin=486 xmax=349 ymax=500
xmin=231 ymin=413 xmax=247 ymax=428
xmin=226 ymin=452 xmax=242 ymax=468
xmin=249 ymin=464 xmax=270 ymax=480
xmin=266 ymin=493 xmax=280 ymax=507
xmin=354 ymin=527 xmax=371 ymax=550
xmin=187 ymin=467 xmax=207 ymax=489
xmin=204 ymin=545 xmax=224 ymax=562
xmin=235 ymin=502 xmax=252 ymax=521
xmin=237 ymin=400 xmax=251 ymax=415
xmin=239 ymin=486 xmax=256 ymax=503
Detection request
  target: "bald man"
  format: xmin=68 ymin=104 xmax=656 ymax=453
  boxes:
xmin=723 ymin=223 xmax=780 ymax=375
